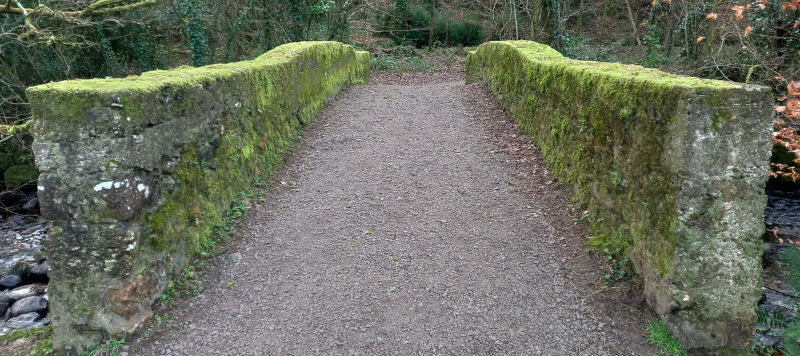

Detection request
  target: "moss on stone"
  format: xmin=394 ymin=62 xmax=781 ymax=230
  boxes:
xmin=4 ymin=164 xmax=38 ymax=188
xmin=466 ymin=40 xmax=772 ymax=351
xmin=28 ymin=41 xmax=370 ymax=353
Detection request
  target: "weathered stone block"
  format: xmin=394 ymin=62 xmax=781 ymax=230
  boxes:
xmin=466 ymin=41 xmax=772 ymax=354
xmin=27 ymin=41 xmax=370 ymax=353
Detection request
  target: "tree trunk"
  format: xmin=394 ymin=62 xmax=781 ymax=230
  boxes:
xmin=624 ymin=0 xmax=641 ymax=45
xmin=512 ymin=0 xmax=519 ymax=40
xmin=599 ymin=0 xmax=610 ymax=42
xmin=576 ymin=0 xmax=585 ymax=38
xmin=428 ymin=0 xmax=435 ymax=51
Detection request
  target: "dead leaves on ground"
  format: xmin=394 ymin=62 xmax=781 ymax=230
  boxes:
xmin=771 ymin=120 xmax=800 ymax=182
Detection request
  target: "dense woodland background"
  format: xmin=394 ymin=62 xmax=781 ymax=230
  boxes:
xmin=2 ymin=2 xmax=800 ymax=354
xmin=0 ymin=0 xmax=799 ymax=191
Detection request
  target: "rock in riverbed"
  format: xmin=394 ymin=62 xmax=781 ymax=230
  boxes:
xmin=0 ymin=214 xmax=51 ymax=336
xmin=6 ymin=312 xmax=49 ymax=330
xmin=10 ymin=296 xmax=47 ymax=318
xmin=5 ymin=284 xmax=46 ymax=302
xmin=0 ymin=275 xmax=21 ymax=290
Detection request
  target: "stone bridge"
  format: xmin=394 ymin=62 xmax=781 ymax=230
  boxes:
xmin=27 ymin=41 xmax=772 ymax=355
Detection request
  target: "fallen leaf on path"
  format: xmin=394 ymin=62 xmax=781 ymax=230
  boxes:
xmin=226 ymin=282 xmax=234 ymax=288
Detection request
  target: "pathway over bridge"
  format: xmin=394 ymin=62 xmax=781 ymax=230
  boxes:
xmin=27 ymin=41 xmax=772 ymax=355
xmin=126 ymin=78 xmax=655 ymax=355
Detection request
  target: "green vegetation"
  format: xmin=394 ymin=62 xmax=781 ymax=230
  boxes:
xmin=645 ymin=319 xmax=686 ymax=356
xmin=0 ymin=325 xmax=55 ymax=356
xmin=371 ymin=46 xmax=437 ymax=73
xmin=783 ymin=322 xmax=800 ymax=356
xmin=386 ymin=4 xmax=485 ymax=48
xmin=780 ymin=246 xmax=800 ymax=294
xmin=3 ymin=164 xmax=38 ymax=188
xmin=769 ymin=247 xmax=800 ymax=356
xmin=78 ymin=337 xmax=126 ymax=356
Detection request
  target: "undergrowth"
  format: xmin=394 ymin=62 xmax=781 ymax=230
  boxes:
xmin=645 ymin=319 xmax=686 ymax=356
xmin=774 ymin=246 xmax=800 ymax=356
xmin=579 ymin=211 xmax=634 ymax=288
xmin=370 ymin=45 xmax=438 ymax=73
xmin=781 ymin=246 xmax=800 ymax=294
xmin=752 ymin=246 xmax=800 ymax=355
xmin=0 ymin=325 xmax=54 ymax=355
xmin=78 ymin=337 xmax=126 ymax=356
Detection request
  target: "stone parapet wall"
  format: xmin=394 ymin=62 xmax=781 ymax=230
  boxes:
xmin=466 ymin=41 xmax=772 ymax=354
xmin=27 ymin=41 xmax=369 ymax=353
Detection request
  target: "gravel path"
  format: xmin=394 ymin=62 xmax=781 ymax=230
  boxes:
xmin=131 ymin=81 xmax=654 ymax=355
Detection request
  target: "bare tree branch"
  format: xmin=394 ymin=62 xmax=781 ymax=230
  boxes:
xmin=0 ymin=0 xmax=156 ymax=17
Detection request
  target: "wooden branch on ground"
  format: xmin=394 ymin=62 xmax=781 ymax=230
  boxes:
xmin=764 ymin=284 xmax=799 ymax=298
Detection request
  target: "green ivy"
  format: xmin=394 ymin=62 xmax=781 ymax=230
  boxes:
xmin=180 ymin=0 xmax=210 ymax=66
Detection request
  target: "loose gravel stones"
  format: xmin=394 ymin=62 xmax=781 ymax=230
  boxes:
xmin=129 ymin=81 xmax=657 ymax=355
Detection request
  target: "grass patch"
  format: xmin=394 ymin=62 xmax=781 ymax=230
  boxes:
xmin=645 ymin=319 xmax=686 ymax=356
xmin=0 ymin=325 xmax=54 ymax=355
xmin=78 ymin=337 xmax=126 ymax=356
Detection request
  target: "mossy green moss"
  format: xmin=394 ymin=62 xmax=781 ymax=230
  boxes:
xmin=467 ymin=40 xmax=772 ymax=351
xmin=467 ymin=41 xmax=699 ymax=275
xmin=141 ymin=42 xmax=369 ymax=257
xmin=4 ymin=164 xmax=38 ymax=188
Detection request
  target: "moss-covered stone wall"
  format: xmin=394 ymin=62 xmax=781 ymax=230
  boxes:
xmin=466 ymin=41 xmax=772 ymax=354
xmin=27 ymin=41 xmax=369 ymax=353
